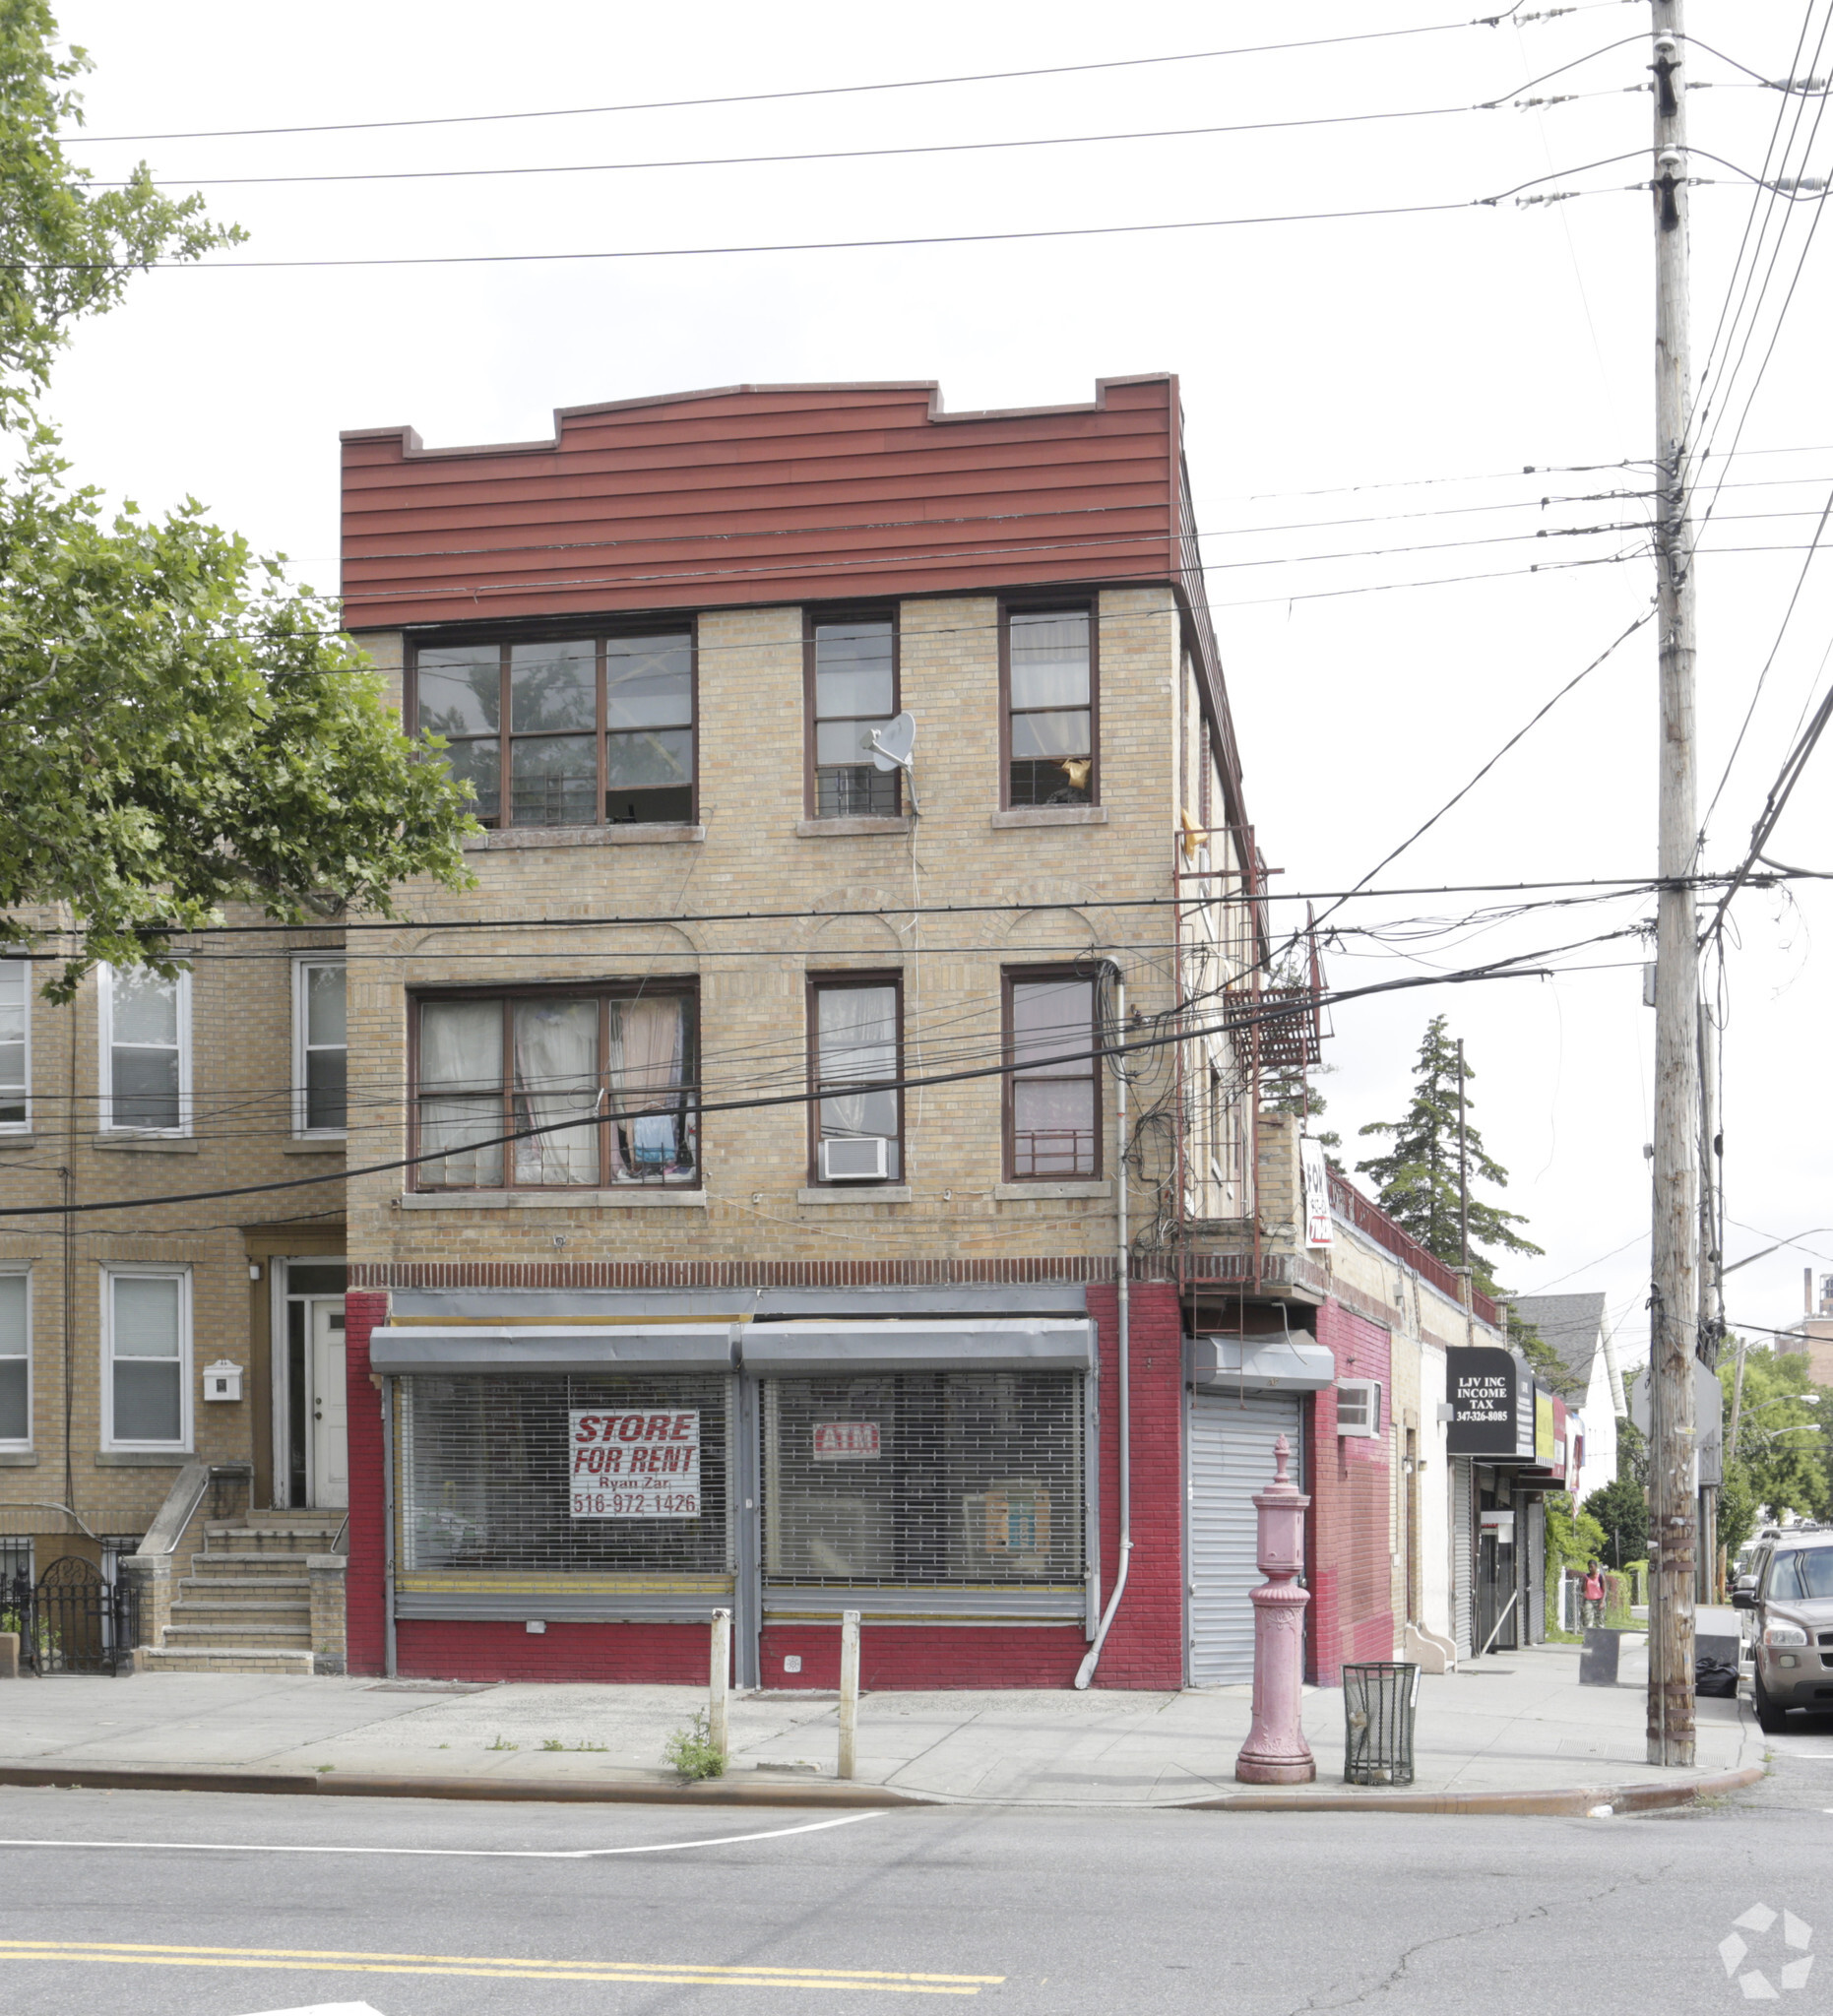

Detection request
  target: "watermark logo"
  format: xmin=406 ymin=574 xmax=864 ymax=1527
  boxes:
xmin=1721 ymin=1904 xmax=1813 ymax=1998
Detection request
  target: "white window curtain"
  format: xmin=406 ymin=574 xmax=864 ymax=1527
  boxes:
xmin=419 ymin=1001 xmax=504 ymax=1186
xmin=817 ymin=985 xmax=898 ymax=1144
xmin=606 ymin=997 xmax=689 ymax=1178
xmin=511 ymin=999 xmax=600 ymax=1185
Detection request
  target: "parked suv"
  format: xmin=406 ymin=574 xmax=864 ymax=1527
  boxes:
xmin=1735 ymin=1533 xmax=1833 ymax=1732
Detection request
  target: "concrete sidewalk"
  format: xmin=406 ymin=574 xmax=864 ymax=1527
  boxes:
xmin=0 ymin=1633 xmax=1761 ymax=1810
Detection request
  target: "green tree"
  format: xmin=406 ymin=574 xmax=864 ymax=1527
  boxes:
xmin=1356 ymin=1015 xmax=1543 ymax=1296
xmin=1717 ymin=1462 xmax=1758 ymax=1563
xmin=1720 ymin=1345 xmax=1827 ymax=1523
xmin=0 ymin=4 xmax=473 ymax=991
xmin=1583 ymin=1477 xmax=1648 ymax=1569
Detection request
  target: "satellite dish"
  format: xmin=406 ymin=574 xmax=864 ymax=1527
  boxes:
xmin=869 ymin=712 xmax=916 ymax=773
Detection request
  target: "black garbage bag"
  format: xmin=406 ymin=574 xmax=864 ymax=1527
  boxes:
xmin=1695 ymin=1655 xmax=1739 ymax=1697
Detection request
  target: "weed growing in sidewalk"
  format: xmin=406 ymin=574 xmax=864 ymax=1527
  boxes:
xmin=488 ymin=1734 xmax=519 ymax=1751
xmin=664 ymin=1711 xmax=726 ymax=1782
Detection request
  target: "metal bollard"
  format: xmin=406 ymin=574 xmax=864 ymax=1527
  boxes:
xmin=709 ymin=1607 xmax=731 ymax=1764
xmin=837 ymin=1609 xmax=860 ymax=1780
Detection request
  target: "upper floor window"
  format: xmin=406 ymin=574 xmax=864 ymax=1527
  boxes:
xmin=0 ymin=960 xmax=27 ymax=1129
xmin=1004 ymin=971 xmax=1100 ymax=1180
xmin=413 ymin=631 xmax=695 ymax=830
xmin=809 ymin=976 xmax=902 ymax=1183
xmin=413 ymin=986 xmax=698 ymax=1190
xmin=294 ymin=959 xmax=348 ymax=1136
xmin=0 ymin=1271 xmax=28 ymax=1448
xmin=103 ymin=1267 xmax=191 ymax=1451
xmin=99 ymin=966 xmax=190 ymax=1134
xmin=809 ymin=615 xmax=900 ymax=818
xmin=1004 ymin=607 xmax=1096 ymax=808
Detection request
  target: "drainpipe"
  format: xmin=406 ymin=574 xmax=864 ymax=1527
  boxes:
xmin=1076 ymin=973 xmax=1130 ymax=1689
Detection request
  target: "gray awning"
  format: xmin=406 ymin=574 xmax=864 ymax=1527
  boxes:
xmin=1187 ymin=1335 xmax=1336 ymax=1393
xmin=366 ymin=1324 xmax=740 ymax=1376
xmin=740 ymin=1318 xmax=1095 ymax=1378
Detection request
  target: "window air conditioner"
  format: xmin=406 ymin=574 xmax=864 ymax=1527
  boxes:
xmin=1336 ymin=1379 xmax=1381 ymax=1438
xmin=819 ymin=1136 xmax=890 ymax=1182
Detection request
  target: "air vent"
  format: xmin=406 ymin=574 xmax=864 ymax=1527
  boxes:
xmin=1336 ymin=1379 xmax=1381 ymax=1438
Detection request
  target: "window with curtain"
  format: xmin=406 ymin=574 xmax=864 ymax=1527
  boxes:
xmin=811 ymin=978 xmax=902 ymax=1181
xmin=0 ymin=961 xmax=26 ymax=1128
xmin=414 ymin=990 xmax=697 ymax=1190
xmin=810 ymin=617 xmax=899 ymax=818
xmin=413 ymin=631 xmax=695 ymax=830
xmin=1006 ymin=607 xmax=1094 ymax=807
xmin=101 ymin=966 xmax=188 ymax=1133
xmin=294 ymin=960 xmax=347 ymax=1134
xmin=1005 ymin=973 xmax=1099 ymax=1179
xmin=0 ymin=1272 xmax=27 ymax=1445
xmin=106 ymin=1270 xmax=188 ymax=1449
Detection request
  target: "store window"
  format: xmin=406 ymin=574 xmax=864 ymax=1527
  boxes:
xmin=103 ymin=1269 xmax=190 ymax=1451
xmin=98 ymin=966 xmax=190 ymax=1134
xmin=413 ymin=987 xmax=697 ymax=1189
xmin=0 ymin=960 xmax=27 ymax=1129
xmin=397 ymin=1373 xmax=731 ymax=1578
xmin=0 ymin=1271 xmax=29 ymax=1447
xmin=808 ymin=615 xmax=900 ymax=817
xmin=293 ymin=959 xmax=348 ymax=1135
xmin=1003 ymin=606 xmax=1095 ymax=807
xmin=1003 ymin=971 xmax=1100 ymax=1180
xmin=412 ymin=631 xmax=696 ymax=829
xmin=809 ymin=975 xmax=902 ymax=1183
xmin=761 ymin=1371 xmax=1084 ymax=1590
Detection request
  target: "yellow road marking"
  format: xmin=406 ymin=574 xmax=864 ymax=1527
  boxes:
xmin=0 ymin=1939 xmax=1002 ymax=1995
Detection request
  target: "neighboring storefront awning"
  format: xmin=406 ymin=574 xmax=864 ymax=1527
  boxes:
xmin=739 ymin=1318 xmax=1095 ymax=1378
xmin=1186 ymin=1335 xmax=1337 ymax=1393
xmin=367 ymin=1324 xmax=741 ymax=1376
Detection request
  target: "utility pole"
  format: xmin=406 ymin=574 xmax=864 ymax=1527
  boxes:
xmin=1648 ymin=0 xmax=1700 ymax=1769
xmin=1456 ymin=1039 xmax=1470 ymax=1271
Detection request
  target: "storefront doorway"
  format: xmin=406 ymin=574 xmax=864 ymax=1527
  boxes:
xmin=279 ymin=1261 xmax=348 ymax=1509
xmin=1476 ymin=1506 xmax=1517 ymax=1653
xmin=1187 ymin=1390 xmax=1304 ymax=1685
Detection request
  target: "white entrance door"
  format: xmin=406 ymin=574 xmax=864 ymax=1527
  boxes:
xmin=1187 ymin=1391 xmax=1303 ymax=1685
xmin=309 ymin=1302 xmax=348 ymax=1508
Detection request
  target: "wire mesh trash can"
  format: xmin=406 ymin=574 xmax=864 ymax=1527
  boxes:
xmin=1342 ymin=1662 xmax=1420 ymax=1786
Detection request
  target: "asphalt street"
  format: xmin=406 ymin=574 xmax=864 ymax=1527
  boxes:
xmin=4 ymin=1731 xmax=1833 ymax=2016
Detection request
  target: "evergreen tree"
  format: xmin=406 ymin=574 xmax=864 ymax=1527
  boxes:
xmin=1355 ymin=1015 xmax=1542 ymax=1296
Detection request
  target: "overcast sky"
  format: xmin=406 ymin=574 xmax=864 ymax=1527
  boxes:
xmin=48 ymin=0 xmax=1833 ymax=1369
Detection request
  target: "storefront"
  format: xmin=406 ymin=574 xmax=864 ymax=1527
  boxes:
xmin=363 ymin=1301 xmax=1100 ymax=1687
xmin=1446 ymin=1347 xmax=1563 ymax=1655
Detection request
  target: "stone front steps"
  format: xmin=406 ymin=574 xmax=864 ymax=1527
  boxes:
xmin=137 ymin=1517 xmax=344 ymax=1675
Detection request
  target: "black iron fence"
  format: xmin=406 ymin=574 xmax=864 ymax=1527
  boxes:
xmin=3 ymin=1555 xmax=139 ymax=1674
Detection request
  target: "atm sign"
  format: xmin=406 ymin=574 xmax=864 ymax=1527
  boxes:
xmin=813 ymin=1422 xmax=881 ymax=1461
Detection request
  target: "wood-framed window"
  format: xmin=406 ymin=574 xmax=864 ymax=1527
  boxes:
xmin=102 ymin=1266 xmax=191 ymax=1452
xmin=411 ymin=984 xmax=698 ymax=1190
xmin=411 ymin=628 xmax=696 ymax=830
xmin=806 ymin=610 xmax=900 ymax=818
xmin=1003 ymin=970 xmax=1100 ymax=1180
xmin=292 ymin=958 xmax=348 ymax=1136
xmin=807 ymin=973 xmax=903 ymax=1184
xmin=1000 ymin=603 xmax=1097 ymax=808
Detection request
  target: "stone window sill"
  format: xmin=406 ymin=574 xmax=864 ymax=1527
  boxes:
xmin=0 ymin=1450 xmax=39 ymax=1467
xmin=94 ymin=1134 xmax=200 ymax=1153
xmin=96 ymin=1449 xmax=193 ymax=1467
xmin=398 ymin=1188 xmax=708 ymax=1211
xmin=796 ymin=1185 xmax=913 ymax=1206
xmin=0 ymin=1133 xmax=38 ymax=1150
xmin=990 ymin=806 xmax=1107 ymax=829
xmin=993 ymin=1178 xmax=1112 ymax=1201
xmin=463 ymin=825 xmax=705 ymax=851
xmin=794 ymin=816 xmax=914 ymax=839
xmin=283 ymin=1138 xmax=347 ymax=1156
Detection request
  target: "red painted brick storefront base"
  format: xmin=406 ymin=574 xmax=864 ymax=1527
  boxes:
xmin=1305 ymin=1300 xmax=1395 ymax=1686
xmin=344 ymin=1284 xmax=1189 ymax=1689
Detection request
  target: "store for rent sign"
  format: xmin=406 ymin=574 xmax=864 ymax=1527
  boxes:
xmin=569 ymin=1410 xmax=700 ymax=1517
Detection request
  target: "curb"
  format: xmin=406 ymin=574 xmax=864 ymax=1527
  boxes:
xmin=1177 ymin=1765 xmax=1765 ymax=1817
xmin=0 ymin=1760 xmax=1761 ymax=1815
xmin=0 ymin=1763 xmax=931 ymax=1809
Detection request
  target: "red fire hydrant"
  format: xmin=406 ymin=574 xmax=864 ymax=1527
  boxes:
xmin=1234 ymin=1433 xmax=1316 ymax=1784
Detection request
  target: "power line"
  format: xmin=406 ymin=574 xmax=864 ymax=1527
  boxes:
xmin=53 ymin=16 xmax=1537 ymax=147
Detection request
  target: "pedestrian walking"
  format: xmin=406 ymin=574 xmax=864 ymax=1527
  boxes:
xmin=1581 ymin=1559 xmax=1606 ymax=1630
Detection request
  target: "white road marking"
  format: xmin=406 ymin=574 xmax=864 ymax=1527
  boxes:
xmin=238 ymin=2004 xmax=386 ymax=2015
xmin=0 ymin=1811 xmax=887 ymax=1860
